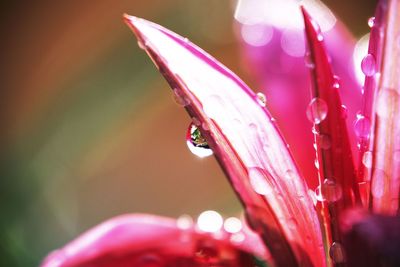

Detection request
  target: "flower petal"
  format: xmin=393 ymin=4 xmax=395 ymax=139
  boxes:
xmin=124 ymin=15 xmax=325 ymax=267
xmin=356 ymin=0 xmax=387 ymax=209
xmin=41 ymin=214 xmax=265 ymax=267
xmin=363 ymin=0 xmax=400 ymax=215
xmin=235 ymin=0 xmax=362 ymax=190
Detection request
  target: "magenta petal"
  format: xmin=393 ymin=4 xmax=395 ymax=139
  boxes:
xmin=301 ymin=8 xmax=360 ymax=263
xmin=363 ymin=0 xmax=400 ymax=215
xmin=235 ymin=0 xmax=362 ymax=190
xmin=125 ymin=15 xmax=325 ymax=267
xmin=41 ymin=214 xmax=264 ymax=267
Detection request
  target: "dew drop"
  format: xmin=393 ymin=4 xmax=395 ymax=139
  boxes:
xmin=315 ymin=179 xmax=343 ymax=202
xmin=186 ymin=123 xmax=213 ymax=158
xmin=306 ymin=98 xmax=328 ymax=124
xmin=341 ymin=105 xmax=348 ymax=119
xmin=376 ymin=88 xmax=399 ymax=118
xmin=361 ymin=54 xmax=377 ymax=77
xmin=197 ymin=210 xmax=223 ymax=233
xmin=224 ymin=217 xmax=242 ymax=234
xmin=368 ymin=17 xmax=375 ymax=28
xmin=362 ymin=151 xmax=373 ymax=168
xmin=332 ymin=75 xmax=340 ymax=89
xmin=304 ymin=51 xmax=315 ymax=68
xmin=249 ymin=167 xmax=272 ymax=196
xmin=354 ymin=115 xmax=371 ymax=139
xmin=173 ymin=88 xmax=190 ymax=106
xmin=318 ymin=134 xmax=332 ymax=150
xmin=329 ymin=242 xmax=345 ymax=263
xmin=256 ymin=92 xmax=267 ymax=107
xmin=317 ymin=33 xmax=324 ymax=41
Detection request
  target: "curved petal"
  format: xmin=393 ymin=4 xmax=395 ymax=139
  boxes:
xmin=41 ymin=214 xmax=266 ymax=267
xmin=301 ymin=7 xmax=360 ymax=265
xmin=365 ymin=0 xmax=400 ymax=215
xmin=124 ymin=15 xmax=325 ymax=267
xmin=235 ymin=0 xmax=362 ymax=189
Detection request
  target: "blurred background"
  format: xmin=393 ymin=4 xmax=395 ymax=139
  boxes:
xmin=0 ymin=0 xmax=376 ymax=266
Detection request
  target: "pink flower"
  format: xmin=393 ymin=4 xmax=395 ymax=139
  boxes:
xmin=41 ymin=1 xmax=400 ymax=266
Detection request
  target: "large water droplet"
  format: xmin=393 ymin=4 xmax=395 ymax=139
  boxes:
xmin=362 ymin=151 xmax=373 ymax=168
xmin=256 ymin=92 xmax=267 ymax=107
xmin=354 ymin=115 xmax=371 ymax=139
xmin=248 ymin=167 xmax=272 ymax=196
xmin=197 ymin=210 xmax=223 ymax=233
xmin=332 ymin=76 xmax=340 ymax=89
xmin=329 ymin=242 xmax=345 ymax=263
xmin=306 ymin=98 xmax=328 ymax=124
xmin=186 ymin=123 xmax=213 ymax=158
xmin=376 ymin=88 xmax=399 ymax=118
xmin=368 ymin=17 xmax=375 ymax=28
xmin=173 ymin=88 xmax=190 ymax=106
xmin=315 ymin=179 xmax=343 ymax=202
xmin=361 ymin=54 xmax=377 ymax=77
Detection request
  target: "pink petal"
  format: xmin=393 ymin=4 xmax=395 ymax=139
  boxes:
xmin=125 ymin=15 xmax=325 ymax=267
xmin=235 ymin=0 xmax=362 ymax=190
xmin=356 ymin=0 xmax=387 ymax=209
xmin=363 ymin=0 xmax=400 ymax=215
xmin=301 ymin=7 xmax=360 ymax=264
xmin=41 ymin=214 xmax=265 ymax=267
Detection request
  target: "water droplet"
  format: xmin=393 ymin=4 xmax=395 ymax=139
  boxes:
xmin=173 ymin=88 xmax=190 ymax=106
xmin=361 ymin=54 xmax=377 ymax=76
xmin=186 ymin=123 xmax=213 ymax=158
xmin=376 ymin=88 xmax=399 ymax=118
xmin=332 ymin=76 xmax=340 ymax=89
xmin=256 ymin=92 xmax=267 ymax=107
xmin=314 ymin=159 xmax=320 ymax=169
xmin=197 ymin=210 xmax=223 ymax=233
xmin=177 ymin=214 xmax=194 ymax=230
xmin=341 ymin=105 xmax=348 ymax=119
xmin=306 ymin=98 xmax=328 ymax=124
xmin=329 ymin=242 xmax=345 ymax=263
xmin=248 ymin=167 xmax=272 ymax=196
xmin=368 ymin=17 xmax=375 ymax=28
xmin=362 ymin=151 xmax=373 ymax=168
xmin=315 ymin=179 xmax=343 ymax=202
xmin=318 ymin=134 xmax=332 ymax=150
xmin=224 ymin=217 xmax=242 ymax=234
xmin=371 ymin=169 xmax=387 ymax=198
xmin=317 ymin=33 xmax=324 ymax=41
xmin=354 ymin=115 xmax=371 ymax=139
xmin=304 ymin=51 xmax=315 ymax=68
